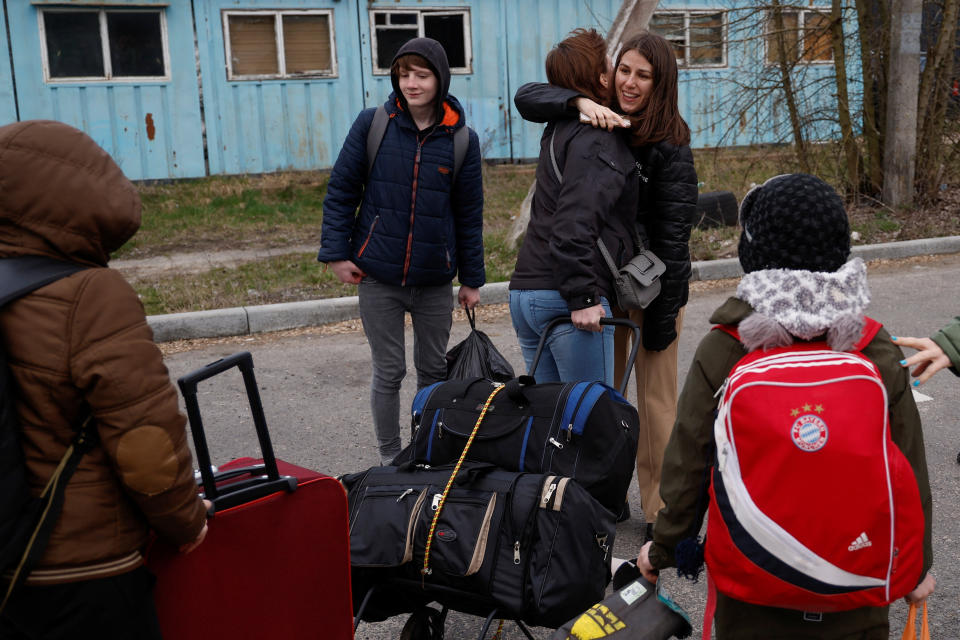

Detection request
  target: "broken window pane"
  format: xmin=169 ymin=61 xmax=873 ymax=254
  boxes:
xmin=377 ymin=28 xmax=418 ymax=70
xmin=690 ymin=13 xmax=723 ymax=65
xmin=283 ymin=14 xmax=332 ymax=74
xmin=389 ymin=13 xmax=418 ymax=25
xmin=766 ymin=11 xmax=799 ymax=64
xmin=229 ymin=14 xmax=279 ymax=76
xmin=107 ymin=12 xmax=164 ymax=77
xmin=44 ymin=11 xmax=104 ymax=78
xmin=424 ymin=14 xmax=465 ymax=68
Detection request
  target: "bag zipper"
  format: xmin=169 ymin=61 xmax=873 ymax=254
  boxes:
xmin=564 ymin=381 xmax=598 ymax=442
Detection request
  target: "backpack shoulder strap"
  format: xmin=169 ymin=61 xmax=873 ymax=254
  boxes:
xmin=852 ymin=316 xmax=883 ymax=352
xmin=712 ymin=324 xmax=740 ymax=341
xmin=0 ymin=256 xmax=88 ymax=307
xmin=366 ymin=105 xmax=389 ymax=179
xmin=452 ymin=125 xmax=469 ymax=183
xmin=549 ymin=129 xmax=563 ymax=184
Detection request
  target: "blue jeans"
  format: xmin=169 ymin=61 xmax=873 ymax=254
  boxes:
xmin=509 ymin=289 xmax=614 ymax=385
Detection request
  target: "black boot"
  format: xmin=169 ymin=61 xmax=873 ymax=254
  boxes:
xmin=617 ymin=501 xmax=631 ymax=523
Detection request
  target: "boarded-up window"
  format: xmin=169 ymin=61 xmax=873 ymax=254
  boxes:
xmin=650 ymin=11 xmax=726 ymax=68
xmin=371 ymin=9 xmax=472 ymax=74
xmin=284 ymin=15 xmax=332 ymax=74
xmin=765 ymin=10 xmax=832 ymax=64
xmin=224 ymin=10 xmax=337 ymax=80
xmin=228 ymin=15 xmax=278 ymax=76
xmin=802 ymin=12 xmax=832 ymax=62
xmin=41 ymin=8 xmax=167 ymax=81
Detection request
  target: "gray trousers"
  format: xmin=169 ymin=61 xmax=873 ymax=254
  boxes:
xmin=358 ymin=280 xmax=453 ymax=464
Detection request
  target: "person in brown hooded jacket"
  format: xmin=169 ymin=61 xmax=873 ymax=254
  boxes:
xmin=0 ymin=121 xmax=208 ymax=638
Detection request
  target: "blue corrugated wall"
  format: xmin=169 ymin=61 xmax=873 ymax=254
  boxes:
xmin=194 ymin=0 xmax=367 ymax=175
xmin=0 ymin=6 xmax=15 ymax=126
xmin=0 ymin=1 xmax=862 ymax=178
xmin=5 ymin=0 xmax=205 ymax=179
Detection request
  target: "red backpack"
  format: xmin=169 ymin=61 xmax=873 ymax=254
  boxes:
xmin=705 ymin=318 xmax=924 ymax=611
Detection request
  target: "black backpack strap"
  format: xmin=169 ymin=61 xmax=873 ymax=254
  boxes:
xmin=1 ymin=417 xmax=98 ymax=612
xmin=0 ymin=256 xmax=89 ymax=614
xmin=366 ymin=105 xmax=389 ymax=179
xmin=451 ymin=124 xmax=469 ymax=183
xmin=0 ymin=256 xmax=88 ymax=306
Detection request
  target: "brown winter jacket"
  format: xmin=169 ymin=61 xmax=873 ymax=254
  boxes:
xmin=0 ymin=120 xmax=206 ymax=585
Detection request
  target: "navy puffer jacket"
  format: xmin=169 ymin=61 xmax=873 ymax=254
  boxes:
xmin=317 ymin=93 xmax=485 ymax=288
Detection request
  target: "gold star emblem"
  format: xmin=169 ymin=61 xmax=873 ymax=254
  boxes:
xmin=815 ymin=404 xmax=824 ymax=413
xmin=802 ymin=403 xmax=812 ymax=412
xmin=791 ymin=408 xmax=800 ymax=417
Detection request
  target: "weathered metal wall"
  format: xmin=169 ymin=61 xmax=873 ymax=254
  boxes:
xmin=0 ymin=0 xmax=863 ymax=176
xmin=7 ymin=0 xmax=205 ymax=179
xmin=193 ymin=0 xmax=365 ymax=175
xmin=505 ymin=0 xmax=625 ymax=160
xmin=0 ymin=5 xmax=17 ymax=125
xmin=677 ymin=6 xmax=861 ymax=148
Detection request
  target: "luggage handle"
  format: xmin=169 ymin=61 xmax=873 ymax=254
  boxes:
xmin=529 ymin=317 xmax=641 ymax=396
xmin=177 ymin=352 xmax=295 ymax=513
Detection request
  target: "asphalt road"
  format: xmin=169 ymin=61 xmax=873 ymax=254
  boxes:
xmin=162 ymin=254 xmax=960 ymax=639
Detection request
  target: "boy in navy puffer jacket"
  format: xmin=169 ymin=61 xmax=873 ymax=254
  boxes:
xmin=318 ymin=38 xmax=485 ymax=465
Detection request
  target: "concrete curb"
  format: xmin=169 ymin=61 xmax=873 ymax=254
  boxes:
xmin=147 ymin=235 xmax=960 ymax=342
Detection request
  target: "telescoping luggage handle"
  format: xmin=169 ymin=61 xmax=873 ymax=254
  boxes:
xmin=177 ymin=351 xmax=296 ymax=514
xmin=529 ymin=317 xmax=641 ymax=396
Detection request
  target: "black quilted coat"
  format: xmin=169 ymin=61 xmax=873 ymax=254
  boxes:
xmin=513 ymin=83 xmax=698 ymax=350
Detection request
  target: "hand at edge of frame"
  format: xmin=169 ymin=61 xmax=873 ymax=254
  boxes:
xmin=892 ymin=335 xmax=952 ymax=385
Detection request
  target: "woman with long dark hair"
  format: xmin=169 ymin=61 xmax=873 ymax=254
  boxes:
xmin=515 ymin=31 xmax=698 ymax=535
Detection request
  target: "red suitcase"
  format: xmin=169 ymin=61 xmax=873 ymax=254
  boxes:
xmin=146 ymin=352 xmax=353 ymax=640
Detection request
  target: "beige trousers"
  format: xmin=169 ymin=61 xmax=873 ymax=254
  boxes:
xmin=613 ymin=306 xmax=685 ymax=524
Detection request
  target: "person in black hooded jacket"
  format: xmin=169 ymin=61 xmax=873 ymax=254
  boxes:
xmin=509 ymin=29 xmax=639 ymax=386
xmin=317 ymin=38 xmax=485 ymax=465
xmin=514 ymin=31 xmax=697 ymax=534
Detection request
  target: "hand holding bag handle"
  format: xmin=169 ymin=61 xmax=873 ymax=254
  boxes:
xmin=530 ymin=317 xmax=641 ymax=396
xmin=901 ymin=601 xmax=929 ymax=640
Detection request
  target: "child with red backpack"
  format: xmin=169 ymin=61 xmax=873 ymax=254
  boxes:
xmin=637 ymin=174 xmax=934 ymax=638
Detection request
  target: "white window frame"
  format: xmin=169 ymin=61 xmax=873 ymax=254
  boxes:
xmin=650 ymin=10 xmax=727 ymax=69
xmin=764 ymin=8 xmax=834 ymax=66
xmin=38 ymin=6 xmax=171 ymax=83
xmin=369 ymin=7 xmax=472 ymax=75
xmin=222 ymin=9 xmax=338 ymax=81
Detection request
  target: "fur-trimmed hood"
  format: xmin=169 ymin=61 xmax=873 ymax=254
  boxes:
xmin=734 ymin=258 xmax=871 ymax=352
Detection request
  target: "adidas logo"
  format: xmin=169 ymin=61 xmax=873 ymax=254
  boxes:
xmin=848 ymin=532 xmax=873 ymax=551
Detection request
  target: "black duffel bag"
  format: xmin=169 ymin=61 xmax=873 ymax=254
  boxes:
xmin=344 ymin=461 xmax=615 ymax=629
xmin=394 ymin=318 xmax=641 ymax=514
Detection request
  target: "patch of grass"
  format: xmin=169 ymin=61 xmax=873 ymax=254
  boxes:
xmin=134 ymin=252 xmax=352 ymax=315
xmin=120 ymin=172 xmax=328 ymax=258
xmin=122 ymin=150 xmax=960 ymax=314
xmin=689 ymin=226 xmax=739 ymax=262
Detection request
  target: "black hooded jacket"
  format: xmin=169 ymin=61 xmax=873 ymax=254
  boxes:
xmin=509 ymin=116 xmax=639 ymax=310
xmin=514 ymin=82 xmax=698 ymax=350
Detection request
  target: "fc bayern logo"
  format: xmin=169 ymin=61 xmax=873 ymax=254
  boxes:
xmin=791 ymin=415 xmax=828 ymax=452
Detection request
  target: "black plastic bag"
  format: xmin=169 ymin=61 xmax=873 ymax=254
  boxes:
xmin=445 ymin=308 xmax=515 ymax=382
